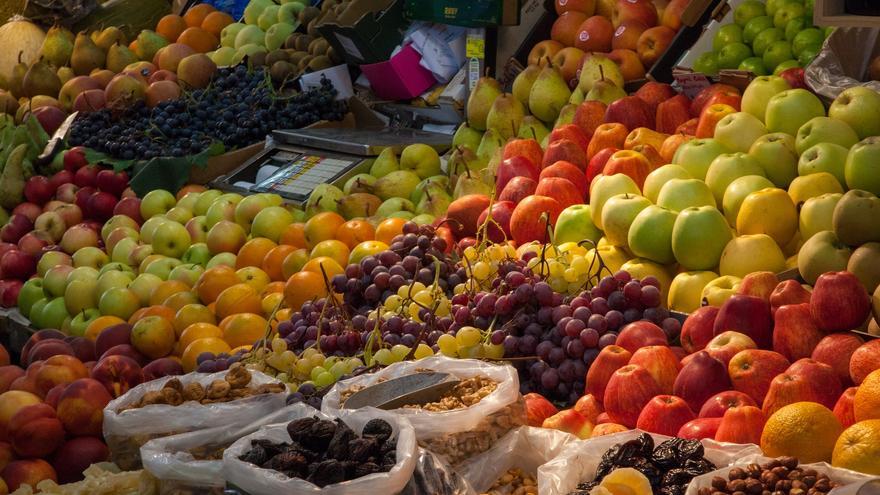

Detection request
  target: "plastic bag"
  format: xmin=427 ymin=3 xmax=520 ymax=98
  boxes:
xmin=537 ymin=429 xmax=763 ymax=495
xmin=684 ymin=454 xmax=878 ymax=495
xmin=221 ymin=406 xmax=418 ymax=495
xmin=140 ymin=403 xmax=322 ymax=495
xmin=805 ymin=27 xmax=880 ymax=100
xmin=24 ymin=0 xmax=97 ymax=26
xmin=457 ymin=426 xmax=577 ymax=493
xmin=322 ymin=356 xmax=525 ymax=465
xmin=398 ymin=448 xmax=474 ymax=495
xmin=103 ymin=370 xmax=287 ymax=471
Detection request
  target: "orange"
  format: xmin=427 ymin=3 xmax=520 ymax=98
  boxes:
xmin=310 ymin=240 xmax=350 ymax=268
xmin=760 ymin=401 xmax=843 ymax=463
xmin=262 ymin=281 xmax=285 ymax=296
xmin=182 ymin=3 xmax=215 ymax=27
xmin=832 ymin=419 xmax=880 ymax=475
xmin=375 ymin=217 xmax=407 ymax=245
xmin=173 ymin=303 xmax=216 ymax=336
xmin=176 ymin=184 xmax=206 ymax=200
xmin=281 ymin=249 xmax=310 ymax=280
xmin=182 ymin=337 xmax=230 ymax=372
xmin=85 ymin=316 xmax=126 ymax=341
xmin=262 ymin=292 xmax=284 ymax=315
xmin=236 ymin=238 xmax=277 ymax=269
xmin=336 ymin=219 xmax=375 ymax=249
xmin=131 ymin=316 xmax=176 ymax=359
xmin=214 ymin=283 xmax=262 ymax=319
xmin=128 ymin=305 xmax=176 ymax=325
xmin=178 ymin=322 xmax=223 ymax=353
xmin=163 ymin=291 xmax=200 ymax=312
xmin=279 ymin=223 xmax=308 ymax=248
xmin=262 ymin=245 xmax=297 ymax=281
xmin=304 ymin=212 xmax=345 ymax=248
xmin=236 ymin=266 xmax=271 ymax=293
xmin=195 ymin=265 xmax=240 ymax=304
xmin=177 ymin=27 xmax=219 ymax=53
xmin=201 ymin=11 xmax=234 ymax=37
xmin=219 ymin=313 xmax=269 ymax=348
xmin=854 ymin=369 xmax=880 ymax=422
xmin=301 ymin=256 xmax=343 ymax=279
xmin=284 ymin=270 xmax=327 ymax=311
xmin=156 ymin=14 xmax=187 ymax=42
xmin=150 ymin=280 xmax=191 ymax=307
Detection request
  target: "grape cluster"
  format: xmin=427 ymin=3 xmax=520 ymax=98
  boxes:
xmin=195 ymin=347 xmax=248 ymax=373
xmin=68 ymin=67 xmax=347 ymax=160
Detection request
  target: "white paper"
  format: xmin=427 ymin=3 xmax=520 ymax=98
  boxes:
xmin=403 ymin=22 xmax=467 ymax=83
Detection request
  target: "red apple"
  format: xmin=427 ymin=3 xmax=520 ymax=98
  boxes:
xmin=698 ymin=390 xmax=758 ymax=418
xmin=704 ymin=90 xmax=742 ymax=111
xmin=656 ymin=94 xmax=692 ymax=134
xmin=542 ymin=139 xmax=588 ymax=170
xmin=0 ymin=215 xmax=33 ymax=244
xmin=86 ymin=192 xmax=117 ymax=222
xmin=604 ymin=96 xmax=655 ymax=131
xmin=769 ymin=280 xmax=811 ymax=316
xmin=616 ymin=321 xmax=667 ymax=353
xmin=637 ymin=26 xmax=676 ymax=67
xmin=498 ymin=177 xmax=538 ymax=204
xmin=509 ymin=195 xmax=563 ymax=245
xmin=780 ymin=67 xmax=807 ymax=90
xmin=74 ymin=187 xmax=95 ymax=213
xmin=676 ymin=117 xmax=699 ymax=135
xmin=502 ymin=139 xmax=543 ymax=168
xmin=715 ymin=405 xmax=765 ymax=445
xmin=475 ymin=201 xmax=515 ymax=243
xmin=553 ymin=47 xmax=589 ymax=89
xmin=113 ymin=197 xmax=143 ymax=224
xmin=73 ymin=165 xmax=99 ymax=188
xmin=636 ymin=394 xmax=695 ymax=436
xmin=549 ymin=124 xmax=591 ymax=154
xmin=635 ymin=81 xmax=677 ymax=116
xmin=677 ymin=417 xmax=722 ymax=440
xmin=574 ymin=100 xmax=607 ymax=136
xmin=552 ymin=11 xmax=590 ymax=47
xmin=728 ymin=349 xmax=790 ymax=406
xmin=17 ymin=231 xmax=52 ymax=257
xmin=673 ymin=350 xmax=732 ymax=413
xmin=94 ymin=170 xmax=129 ymax=197
xmin=12 ymin=204 xmax=41 ymax=223
xmin=446 ymin=194 xmax=491 ymax=239
xmin=811 ymin=333 xmax=863 ymax=387
xmin=772 ymin=303 xmax=825 ymax=361
xmin=690 ymin=84 xmax=740 ymax=117
xmin=24 ymin=176 xmax=55 ymax=205
xmin=542 ymin=408 xmax=593 ymax=439
xmin=613 ymin=0 xmax=659 ymax=27
xmin=535 ymin=177 xmax=583 ymax=209
xmin=629 ymin=345 xmax=681 ymax=394
xmin=738 ymin=271 xmax=779 ymax=301
xmin=713 ymin=294 xmax=773 ymax=349
xmin=786 ymin=358 xmax=842 ymax=410
xmin=586 ymin=345 xmax=632 ymax=401
xmin=32 ymin=105 xmax=67 ymax=134
xmin=496 ymin=156 xmax=540 ymax=193
xmin=833 ymin=387 xmax=858 ymax=428
xmin=0 ymin=279 xmax=23 ymax=308
xmin=540 ymin=161 xmax=589 ymax=197
xmin=0 ymin=250 xmax=37 ymax=280
xmin=586 ymin=147 xmax=618 ymax=184
xmin=573 ymin=393 xmax=604 ymax=423
xmin=706 ymin=331 xmax=757 ymax=366
xmin=680 ymin=306 xmax=719 ymax=354
xmin=575 ymin=15 xmax=614 ymax=52
xmin=524 ymin=392 xmax=559 ymax=427
xmin=52 ymin=204 xmax=82 ymax=229
xmin=612 ymin=20 xmax=648 ymax=51
xmin=604 ymin=364 xmax=662 ymax=428
xmin=696 ymin=103 xmax=737 ymax=138
xmin=63 ymin=147 xmax=88 ymax=173
xmin=528 ymin=40 xmax=565 ymax=66
xmin=662 ymin=0 xmax=691 ymax=31
xmin=48 ymin=170 xmax=74 ymax=191
xmin=56 ymin=183 xmax=79 ymax=203
xmin=810 ymin=271 xmax=872 ymax=333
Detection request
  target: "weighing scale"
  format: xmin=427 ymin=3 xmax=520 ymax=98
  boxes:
xmin=210 ymin=127 xmax=452 ymax=207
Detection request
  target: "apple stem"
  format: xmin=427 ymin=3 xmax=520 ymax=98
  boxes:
xmin=530 ymin=128 xmax=537 ymax=140
xmin=599 ymin=65 xmax=605 ymax=81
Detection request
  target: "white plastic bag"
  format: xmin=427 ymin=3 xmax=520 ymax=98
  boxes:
xmin=221 ymin=406 xmax=418 ymax=495
xmin=684 ymin=454 xmax=878 ymax=495
xmin=537 ymin=430 xmax=764 ymax=495
xmin=140 ymin=403 xmax=319 ymax=494
xmin=322 ymin=356 xmax=525 ymax=465
xmin=457 ymin=426 xmax=577 ymax=493
xmin=103 ymin=369 xmax=287 ymax=471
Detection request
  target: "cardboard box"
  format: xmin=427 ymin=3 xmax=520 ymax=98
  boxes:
xmin=361 ymin=45 xmax=438 ymax=100
xmin=317 ymin=0 xmax=409 ymax=65
xmin=815 ymin=0 xmax=880 ymax=27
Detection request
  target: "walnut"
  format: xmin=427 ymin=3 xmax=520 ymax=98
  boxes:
xmin=225 ymin=363 xmax=252 ymax=389
xmin=256 ymin=383 xmax=286 ymax=394
xmin=140 ymin=390 xmax=165 ymax=406
xmin=161 ymin=388 xmax=184 ymax=406
xmin=164 ymin=378 xmax=184 ymax=393
xmin=207 ymin=380 xmax=231 ymax=399
xmin=183 ymin=383 xmax=206 ymax=402
xmin=229 ymin=388 xmax=250 ymax=399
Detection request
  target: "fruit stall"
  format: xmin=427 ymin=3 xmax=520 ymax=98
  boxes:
xmin=0 ymin=0 xmax=880 ymax=493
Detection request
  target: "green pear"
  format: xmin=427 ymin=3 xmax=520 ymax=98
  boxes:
xmin=95 ymin=26 xmax=127 ymax=51
xmin=244 ymin=0 xmax=275 ymax=25
xmin=221 ymin=23 xmax=247 ymax=48
xmin=400 ymin=143 xmax=442 ymax=179
xmin=9 ymin=53 xmax=28 ymax=98
xmin=579 ymin=53 xmax=625 ymax=93
xmin=586 ymin=77 xmax=627 ymax=105
xmin=375 ymin=197 xmax=415 ymax=218
xmin=411 ymin=175 xmax=450 ymax=204
xmin=555 ymin=103 xmax=577 ymax=128
xmin=39 ymin=25 xmax=74 ymax=68
xmin=372 ymin=170 xmax=421 ymax=201
xmin=106 ymin=43 xmax=138 ymax=73
xmin=336 ymin=192 xmax=382 ymax=219
xmin=369 ymin=147 xmax=399 ymax=177
xmin=448 ymin=146 xmax=488 ymax=175
xmin=485 ymin=93 xmax=524 ymax=140
xmin=343 ymin=173 xmax=376 ymax=194
xmin=71 ymin=32 xmax=106 ymax=76
xmin=569 ymin=87 xmax=585 ymax=105
xmin=453 ymin=168 xmax=493 ymax=198
xmin=466 ymin=75 xmax=502 ymax=130
xmin=476 ymin=128 xmax=504 ymax=161
xmin=258 ymin=6 xmax=282 ymax=30
xmin=134 ymin=30 xmax=168 ymax=64
xmin=529 ymin=64 xmax=571 ymax=124
xmin=512 ymin=65 xmax=540 ymax=111
xmin=22 ymin=59 xmax=61 ymax=98
xmin=517 ymin=116 xmax=550 ymax=142
xmin=411 ymin=213 xmax=436 ymax=225
xmin=452 ymin=122 xmax=482 ymax=151
xmin=416 ymin=188 xmax=452 ymax=217
xmin=305 ymin=183 xmax=344 ymax=214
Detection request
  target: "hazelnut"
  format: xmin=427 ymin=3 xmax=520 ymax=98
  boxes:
xmin=791 ymin=489 xmax=805 ymax=495
xmin=713 ymin=477 xmax=728 ymax=490
xmin=729 ymin=480 xmax=747 ymax=492
xmin=699 ymin=488 xmax=714 ymax=495
xmin=803 ymin=470 xmax=818 ymax=478
xmin=813 ymin=479 xmax=831 ymax=492
xmin=789 ymin=470 xmax=803 ymax=481
xmin=733 ymin=491 xmax=746 ymax=495
xmin=761 ymin=472 xmax=779 ymax=487
xmin=780 ymin=457 xmax=799 ymax=470
xmin=745 ymin=479 xmax=763 ymax=494
xmin=775 ymin=480 xmax=792 ymax=492
xmin=766 ymin=460 xmax=782 ymax=470
xmin=747 ymin=464 xmax=763 ymax=477
xmin=771 ymin=467 xmax=789 ymax=479
xmin=803 ymin=476 xmax=817 ymax=488
xmin=730 ymin=468 xmax=747 ymax=480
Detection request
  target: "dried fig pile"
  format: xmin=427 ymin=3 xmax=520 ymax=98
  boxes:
xmin=239 ymin=417 xmax=398 ymax=487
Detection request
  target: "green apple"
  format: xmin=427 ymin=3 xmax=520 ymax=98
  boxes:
xmin=72 ymin=246 xmax=108 ymax=269
xmin=799 ymin=193 xmax=842 ymax=241
xmin=210 ymin=47 xmax=236 ymax=66
xmin=128 ymin=245 xmax=154 ymax=268
xmin=668 ymin=270 xmax=719 ymax=313
xmin=672 ymin=206 xmax=734 ymax=270
xmin=235 ymin=194 xmax=273 ymax=231
xmin=251 ymin=206 xmax=295 ymax=242
xmin=706 ymin=152 xmax=767 ymax=205
xmin=828 ymin=87 xmax=880 ymax=140
xmin=797 ymin=230 xmax=853 ymax=284
xmin=792 ymin=28 xmax=824 ymax=56
xmin=718 ymin=42 xmax=753 ymax=69
xmin=719 ymin=233 xmax=787 ymax=277
xmin=234 ymin=25 xmax=265 ymax=49
xmin=722 ymin=175 xmax=776 ymax=225
xmin=99 ymin=262 xmax=135 ymax=276
xmin=795 ymin=116 xmax=859 ymax=155
xmin=673 ymin=138 xmax=730 ymax=181
xmin=43 ymin=265 xmax=74 ymax=298
xmin=141 ymin=189 xmax=177 ymax=220
xmin=753 ymin=28 xmax=785 ymax=56
xmin=644 ymin=165 xmax=692 ymax=204
xmin=601 ymin=194 xmax=652 ymax=247
xmin=789 ymin=172 xmax=845 ymax=206
xmin=738 ymin=57 xmax=767 ymax=75
xmin=774 ymin=2 xmax=806 ymax=28
xmin=692 ymin=52 xmax=719 ymax=76
xmin=797 ymin=44 xmax=821 ymax=66
xmin=714 ymin=112 xmax=768 ymax=153
xmin=67 ymin=266 xmax=99 ymax=283
xmin=798 ymin=143 xmax=849 ymax=185
xmin=742 ymin=75 xmax=791 ymax=122
xmin=28 ymin=298 xmax=49 ymax=328
xmin=96 ymin=269 xmax=135 ymax=296
xmin=69 ymin=308 xmax=100 ymax=337
xmin=749 ymin=132 xmax=799 ymax=187
xmin=111 ymin=238 xmax=139 ymax=265
xmin=144 ymin=257 xmax=183 ymax=280
xmin=98 ymin=287 xmax=140 ymax=320
xmin=553 ymin=205 xmax=602 ymax=245
xmin=101 ymin=215 xmax=140 ymax=244
xmin=39 ymin=297 xmax=70 ymax=330
xmin=735 ymin=0 xmax=767 ymax=26
xmin=182 ymin=243 xmax=212 ymax=266
xmin=207 ymin=252 xmax=236 ymax=269
xmin=64 ymin=277 xmax=98 ymax=315
xmin=169 ymin=264 xmax=205 ymax=287
xmin=844 ymin=137 xmax=880 ymax=195
xmin=832 ymin=189 xmax=880 ymax=246
xmin=17 ymin=278 xmax=45 ymax=318
xmin=589 ymin=174 xmax=641 ymax=230
xmin=36 ymin=251 xmax=72 ymax=278
xmin=773 ymin=60 xmax=801 ymax=75
xmin=784 ymin=17 xmax=810 ymax=40
xmin=221 ymin=23 xmax=246 ymax=48
xmin=193 ymin=189 xmax=223 ymax=216
xmin=714 ymin=24 xmax=745 ymax=51
xmin=628 ymin=205 xmax=678 ymax=264
xmin=129 ymin=273 xmax=163 ymax=307
xmin=657 ymin=178 xmax=716 ymax=212
xmin=744 ymin=16 xmax=775 ymax=44
xmin=165 ymin=207 xmax=192 ymax=224
xmin=151 ymin=221 xmax=192 ymax=259
xmin=400 ymin=144 xmax=442 ymax=179
xmin=765 ymin=89 xmax=826 ymax=136
xmin=763 ymin=40 xmax=793 ymax=72
xmin=140 ymin=216 xmax=170 ymax=244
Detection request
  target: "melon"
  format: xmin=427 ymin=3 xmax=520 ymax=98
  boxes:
xmin=0 ymin=17 xmax=45 ymax=81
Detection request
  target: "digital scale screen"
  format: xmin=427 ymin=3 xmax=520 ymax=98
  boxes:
xmin=252 ymin=150 xmax=361 ymax=202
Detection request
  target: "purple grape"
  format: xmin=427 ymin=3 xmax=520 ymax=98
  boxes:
xmin=548 ymin=346 xmax=565 ymax=366
xmin=495 ymin=295 xmax=513 ymax=315
xmin=552 ymin=305 xmax=572 ymax=324
xmin=608 ymin=291 xmax=626 ymax=310
xmin=598 ymin=332 xmax=618 ymax=348
xmin=640 ymin=285 xmax=662 ymax=307
xmin=503 ymin=335 xmax=519 ymax=354
xmin=614 ymin=270 xmax=632 ymax=283
xmin=506 ymin=271 xmax=526 ymax=287
xmin=277 ymin=320 xmax=294 ymax=338
xmin=605 ymin=310 xmax=624 ymax=330
xmin=541 ymin=368 xmax=559 ymax=389
xmin=572 ymin=306 xmax=592 ymax=322
xmin=598 ymin=276 xmax=617 ymax=296
xmin=583 ymin=348 xmax=599 ymax=367
xmin=558 ymin=360 xmax=576 ymax=382
xmin=518 ymin=334 xmax=537 ymax=354
xmin=490 ymin=330 xmax=506 ymax=345
xmin=579 ymin=328 xmax=599 ymax=347
xmin=196 ymin=352 xmax=214 ymax=365
xmin=590 ymin=297 xmax=609 ymax=315
xmin=623 ymin=307 xmax=642 ymax=323
xmin=623 ymin=281 xmax=642 ymax=302
xmin=587 ymin=314 xmax=608 ymax=333
xmin=662 ymin=317 xmax=682 ymax=340
xmin=536 ymin=340 xmax=554 ymax=360
xmin=564 ymin=319 xmax=586 ymax=338
xmin=641 ymin=275 xmax=660 ymax=288
xmin=534 ymin=282 xmax=554 ymax=306
xmin=566 ymin=339 xmax=585 ymax=358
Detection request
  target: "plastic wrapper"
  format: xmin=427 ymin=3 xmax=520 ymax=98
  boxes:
xmin=322 ymin=356 xmax=525 ymax=465
xmin=537 ymin=429 xmax=763 ymax=495
xmin=222 ymin=406 xmax=417 ymax=495
xmin=140 ymin=403 xmax=322 ymax=495
xmin=805 ymin=27 xmax=880 ymax=100
xmin=8 ymin=463 xmax=156 ymax=495
xmin=103 ymin=370 xmax=286 ymax=471
xmin=457 ymin=426 xmax=577 ymax=493
xmin=24 ymin=0 xmax=97 ymax=25
xmin=398 ymin=448 xmax=474 ymax=495
xmin=684 ymin=454 xmax=878 ymax=495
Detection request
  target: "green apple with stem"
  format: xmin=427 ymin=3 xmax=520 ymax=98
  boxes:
xmin=182 ymin=243 xmax=212 ymax=266
xmin=628 ymin=205 xmax=679 ymax=264
xmin=722 ymin=175 xmax=775 ymax=225
xmin=140 ymin=189 xmax=177 ymax=220
xmin=692 ymin=52 xmax=719 ymax=76
xmin=554 ymin=204 xmax=602 ymax=245
xmin=643 ymin=165 xmax=692 ymax=204
xmin=69 ymin=308 xmax=101 ymax=337
xmin=111 ymin=238 xmax=139 ymax=265
xmin=765 ymin=89 xmax=826 ymax=136
xmin=844 ymin=137 xmax=880 ymax=195
xmin=719 ymin=233 xmax=787 ymax=277
xmin=589 ymin=174 xmax=641 ymax=230
xmin=799 ymin=193 xmax=842 ymax=241
xmin=144 ymin=256 xmax=182 ymax=280
xmin=742 ymin=75 xmax=791 ymax=122
xmin=601 ymin=194 xmax=652 ymax=247
xmin=796 ymin=116 xmax=859 ymax=154
xmin=193 ymin=189 xmax=223 ymax=215
xmin=96 ymin=270 xmax=134 ymax=296
xmin=798 ymin=143 xmax=849 ymax=185
xmin=739 ymin=57 xmax=767 ymax=75
xmin=672 ymin=206 xmax=734 ymax=271
xmin=43 ymin=265 xmax=74 ymax=298
xmin=36 ymin=251 xmax=71 ymax=278
xmin=673 ymin=138 xmax=730 ymax=180
xmin=72 ymin=246 xmax=108 ymax=269
xmin=657 ymin=178 xmax=716 ymax=212
xmin=706 ymin=152 xmax=767 ymax=206
xmin=828 ymin=87 xmax=880 ymax=140
xmin=151 ymin=221 xmax=192 ymax=259
xmin=797 ymin=230 xmax=853 ymax=284
xmin=64 ymin=277 xmax=98 ymax=315
xmin=774 ymin=2 xmax=806 ymax=28
xmin=714 ymin=112 xmax=768 ymax=153
xmin=669 ymin=270 xmax=720 ymax=313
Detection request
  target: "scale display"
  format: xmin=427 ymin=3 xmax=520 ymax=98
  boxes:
xmin=252 ymin=150 xmax=360 ymax=202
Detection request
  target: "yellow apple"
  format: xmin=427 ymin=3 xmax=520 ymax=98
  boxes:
xmin=587 ymin=245 xmax=631 ymax=276
xmin=234 ymin=194 xmax=272 ymax=232
xmin=736 ymin=187 xmax=798 ymax=246
xmin=250 ymin=206 xmax=294 ymax=242
xmin=668 ymin=270 xmax=719 ymax=313
xmin=788 ymin=172 xmax=844 ymax=207
xmin=702 ymin=275 xmax=743 ymax=307
xmin=798 ymin=192 xmax=842 ymax=241
xmin=718 ymin=234 xmax=787 ymax=277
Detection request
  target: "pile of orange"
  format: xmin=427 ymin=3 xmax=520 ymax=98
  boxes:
xmin=155 ymin=4 xmax=231 ymax=53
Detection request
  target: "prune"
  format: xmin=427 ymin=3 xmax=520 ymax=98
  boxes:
xmin=660 ymin=484 xmax=687 ymax=495
xmin=302 ymin=419 xmax=337 ymax=452
xmin=354 ymin=462 xmax=382 ymax=478
xmin=266 ymin=451 xmax=308 ymax=474
xmin=326 ymin=421 xmax=356 ymax=461
xmin=349 ymin=437 xmax=379 ymax=462
xmin=628 ymin=458 xmax=661 ymax=487
xmin=684 ymin=457 xmax=716 ymax=474
xmin=287 ymin=417 xmax=319 ymax=443
xmin=239 ymin=444 xmax=268 ymax=466
xmin=362 ymin=418 xmax=393 ymax=443
xmin=309 ymin=459 xmax=346 ymax=487
xmin=662 ymin=468 xmax=697 ymax=488
xmin=251 ymin=438 xmax=286 ymax=459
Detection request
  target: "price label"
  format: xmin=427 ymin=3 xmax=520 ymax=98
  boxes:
xmin=466 ymin=37 xmax=485 ymax=58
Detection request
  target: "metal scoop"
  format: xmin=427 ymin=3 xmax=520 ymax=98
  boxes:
xmin=342 ymin=372 xmax=461 ymax=410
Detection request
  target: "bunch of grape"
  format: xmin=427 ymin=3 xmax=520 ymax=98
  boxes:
xmin=68 ymin=67 xmax=347 ymax=160
xmin=195 ymin=347 xmax=248 ymax=373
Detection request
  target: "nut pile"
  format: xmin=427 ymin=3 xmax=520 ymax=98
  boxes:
xmin=482 ymin=468 xmax=538 ymax=495
xmin=187 ymin=442 xmax=233 ymax=461
xmin=697 ymin=457 xmax=840 ymax=495
xmin=570 ymin=433 xmax=717 ymax=495
xmin=238 ymin=417 xmax=398 ymax=487
xmin=121 ymin=365 xmax=285 ymax=410
xmin=402 ymin=376 xmax=498 ymax=411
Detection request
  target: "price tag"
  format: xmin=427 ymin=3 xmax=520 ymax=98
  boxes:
xmin=673 ymin=72 xmax=712 ymax=99
xmin=466 ymin=37 xmax=485 ymax=58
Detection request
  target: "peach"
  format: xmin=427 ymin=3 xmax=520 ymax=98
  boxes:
xmin=44 ymin=384 xmax=65 ymax=409
xmin=21 ymin=330 xmax=66 ymax=363
xmin=25 ymin=340 xmax=74 ymax=367
xmin=52 ymin=437 xmax=108 ymax=484
xmin=10 ymin=404 xmax=64 ymax=458
xmin=56 ymin=378 xmax=112 ymax=436
xmin=64 ymin=336 xmax=96 ymax=363
xmin=0 ymin=368 xmax=24 ymax=395
xmin=142 ymin=357 xmax=184 ymax=381
xmin=8 ymin=374 xmax=40 ymax=397
xmin=0 ymin=346 xmax=8 ymax=367
xmin=0 ymin=442 xmax=11 ymax=472
xmin=2 ymin=459 xmax=57 ymax=491
xmin=94 ymin=323 xmax=133 ymax=358
xmin=90 ymin=355 xmax=143 ymax=398
xmin=591 ymin=423 xmax=629 ymax=437
xmin=35 ymin=355 xmax=88 ymax=396
xmin=0 ymin=391 xmax=41 ymax=441
xmin=100 ymin=344 xmax=148 ymax=366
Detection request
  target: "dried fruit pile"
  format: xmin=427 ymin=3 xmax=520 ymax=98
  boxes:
xmin=238 ymin=417 xmax=398 ymax=487
xmin=402 ymin=376 xmax=498 ymax=411
xmin=482 ymin=468 xmax=538 ymax=495
xmin=699 ymin=457 xmax=840 ymax=495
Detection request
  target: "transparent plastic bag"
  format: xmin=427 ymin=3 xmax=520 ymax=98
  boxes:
xmin=537 ymin=429 xmax=764 ymax=495
xmin=140 ymin=403 xmax=321 ymax=495
xmin=457 ymin=426 xmax=578 ymax=493
xmin=684 ymin=454 xmax=878 ymax=495
xmin=398 ymin=448 xmax=474 ymax=495
xmin=221 ymin=406 xmax=418 ymax=495
xmin=322 ymin=356 xmax=524 ymax=465
xmin=103 ymin=370 xmax=287 ymax=471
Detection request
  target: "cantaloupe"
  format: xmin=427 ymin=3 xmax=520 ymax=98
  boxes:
xmin=0 ymin=17 xmax=45 ymax=81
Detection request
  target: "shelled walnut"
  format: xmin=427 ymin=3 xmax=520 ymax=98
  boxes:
xmin=482 ymin=468 xmax=538 ymax=495
xmin=402 ymin=376 xmax=497 ymax=412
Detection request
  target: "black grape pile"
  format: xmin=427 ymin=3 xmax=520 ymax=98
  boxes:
xmin=68 ymin=67 xmax=347 ymax=160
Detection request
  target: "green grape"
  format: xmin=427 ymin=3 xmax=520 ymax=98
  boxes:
xmin=373 ymin=348 xmax=395 ymax=366
xmin=310 ymin=366 xmax=324 ymax=381
xmin=328 ymin=361 xmax=347 ymax=379
xmin=309 ymin=353 xmax=325 ymax=367
xmin=294 ymin=358 xmax=312 ymax=377
xmin=384 ymin=295 xmax=402 ymax=311
xmin=302 ymin=348 xmax=318 ymax=359
xmin=458 ymin=344 xmax=485 ymax=358
xmin=346 ymin=357 xmax=364 ymax=372
xmin=437 ymin=334 xmax=459 ymax=356
xmin=314 ymin=371 xmax=336 ymax=388
xmin=455 ymin=326 xmax=481 ymax=347
xmin=276 ymin=372 xmax=289 ymax=383
xmin=271 ymin=338 xmax=287 ymax=354
xmin=414 ymin=343 xmax=434 ymax=359
xmin=483 ymin=343 xmax=504 ymax=359
xmin=391 ymin=344 xmax=411 ymax=361
xmin=280 ymin=350 xmax=296 ymax=366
